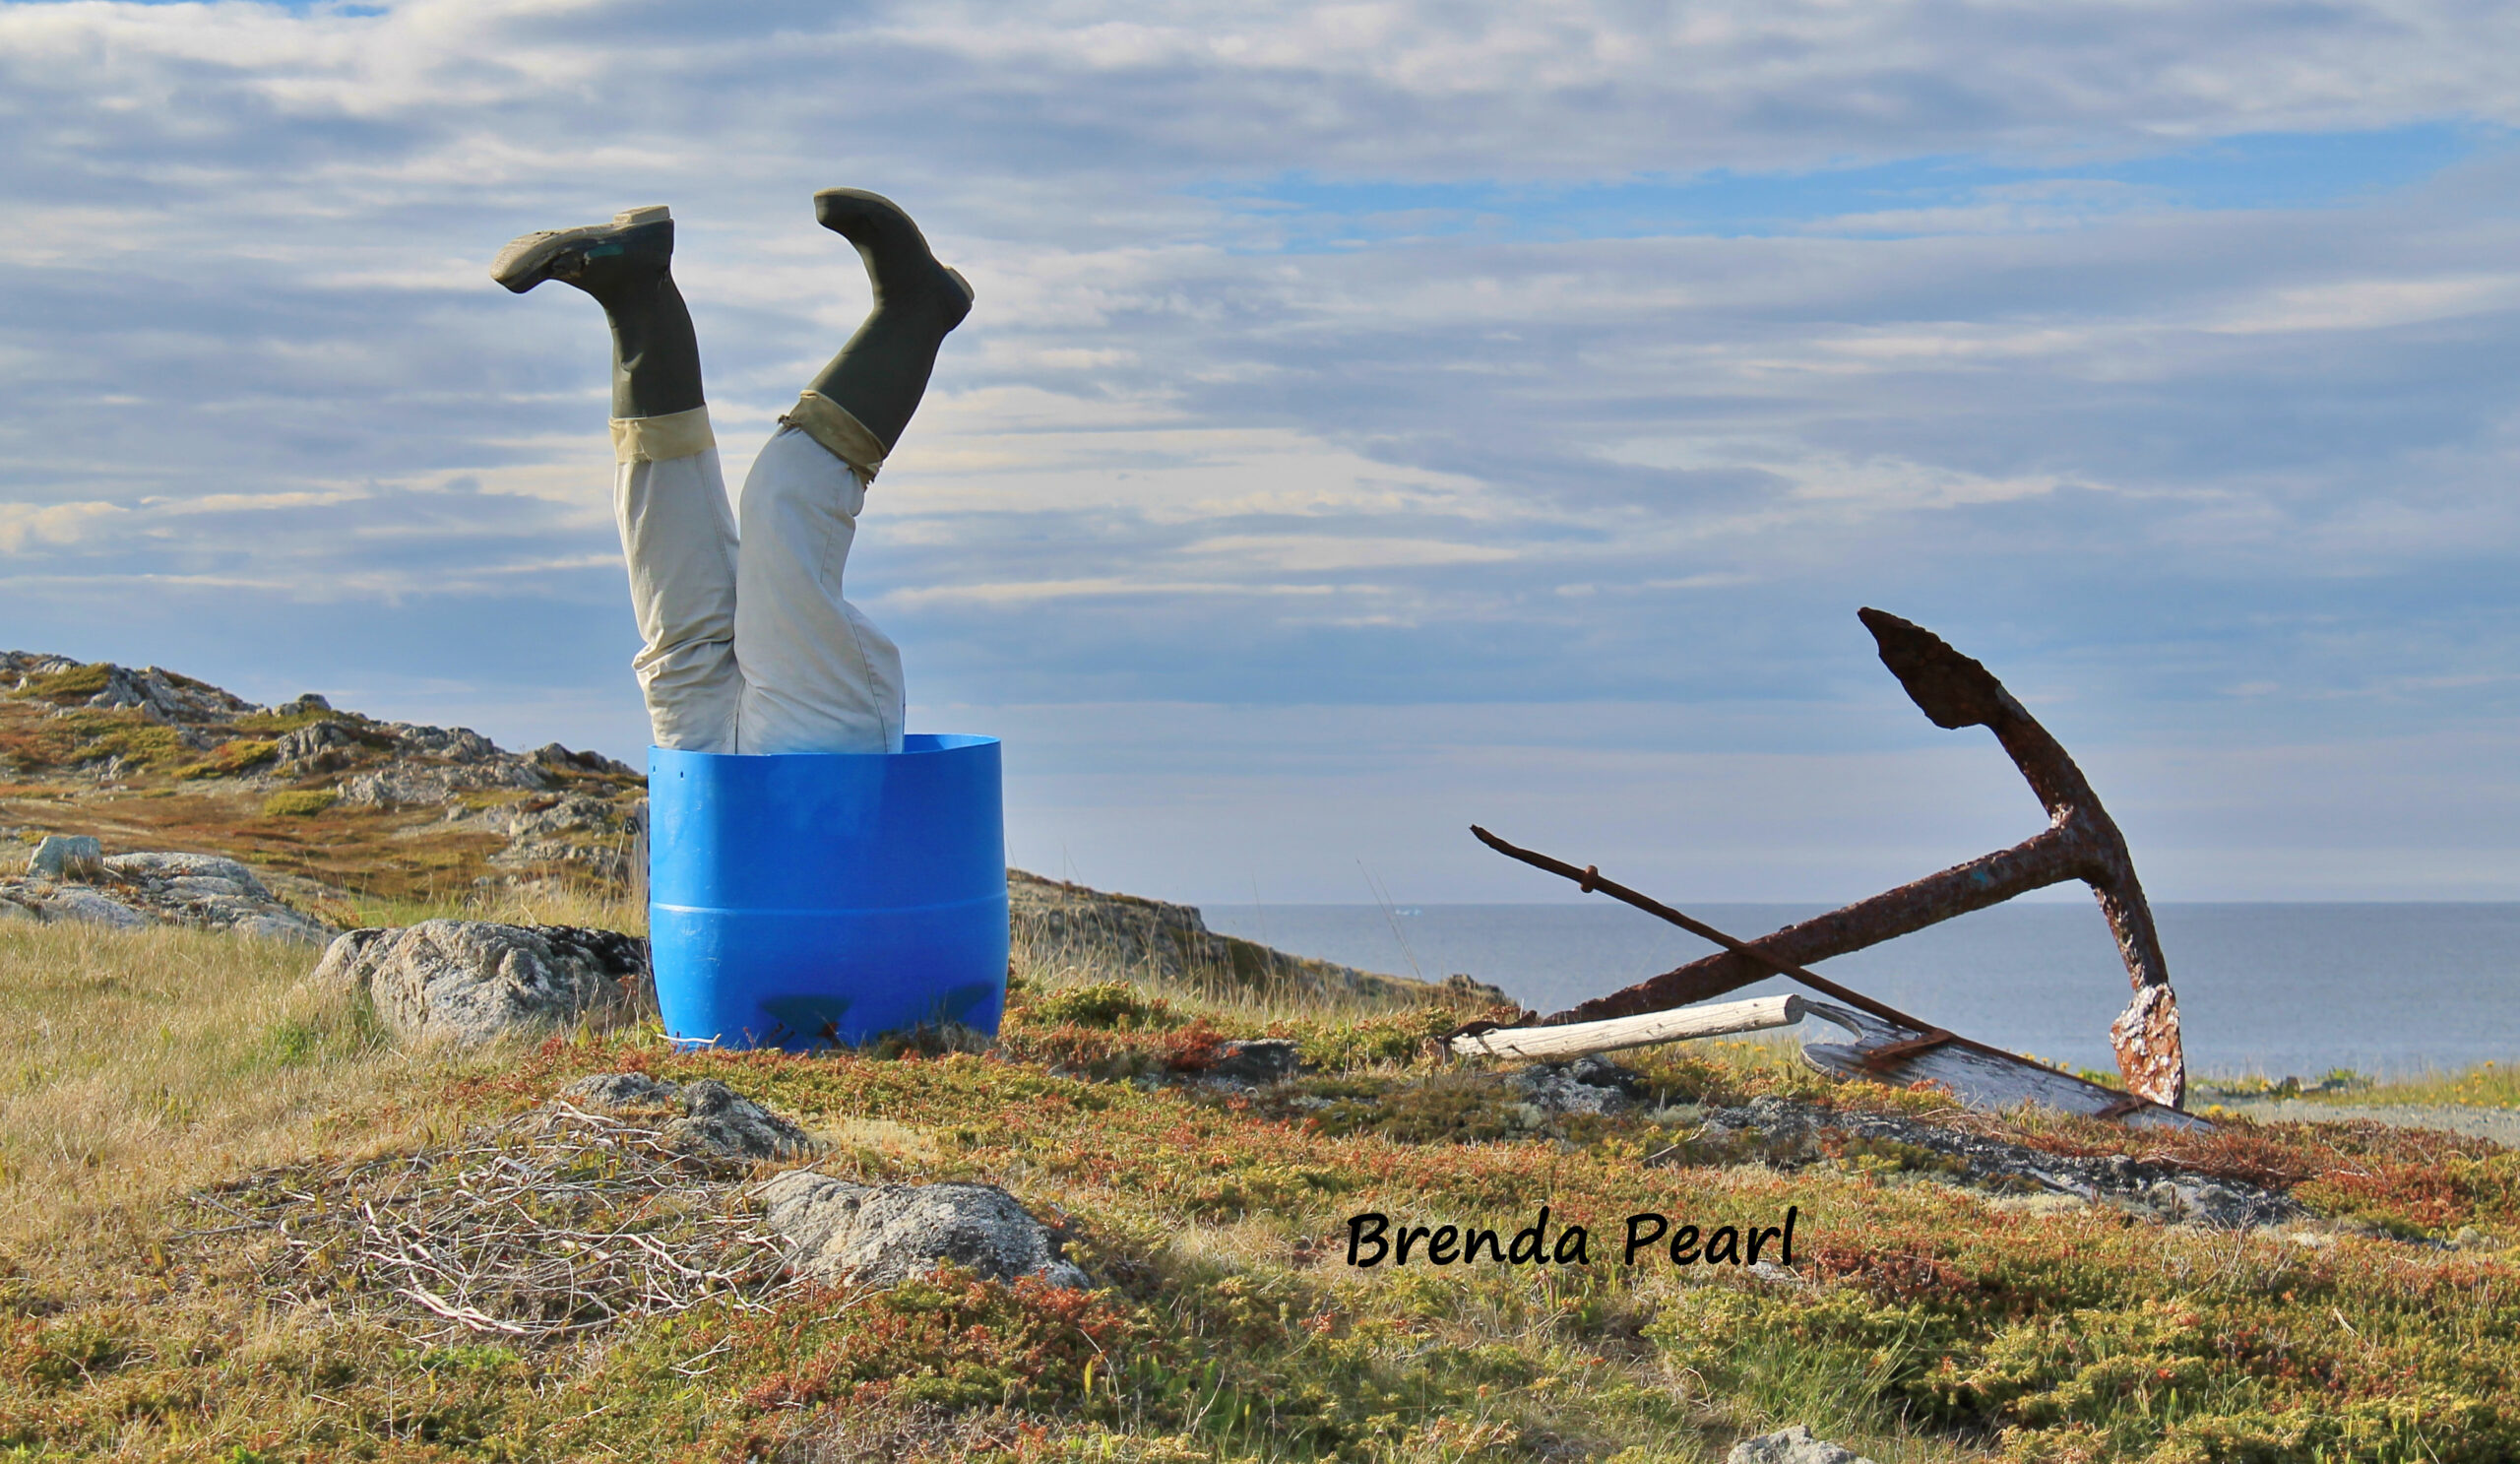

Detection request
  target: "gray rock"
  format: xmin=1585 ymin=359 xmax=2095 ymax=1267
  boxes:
xmin=338 ymin=758 xmax=551 ymax=809
xmin=272 ymin=720 xmax=362 ymax=773
xmin=105 ymin=853 xmax=272 ymax=899
xmin=386 ymin=723 xmax=502 ymax=764
xmin=235 ymin=912 xmax=328 ymax=943
xmin=560 ymin=1072 xmax=684 ymax=1111
xmin=1516 ymin=1055 xmax=1646 ymax=1116
xmin=37 ymin=885 xmax=150 ymax=930
xmin=162 ymin=875 xmax=258 ymax=903
xmin=662 ymin=1079 xmax=815 ymax=1160
xmin=1727 ymin=1425 xmax=1876 ymax=1464
xmin=1 ymin=848 xmax=327 ymax=942
xmin=556 ymin=1072 xmax=811 ymax=1159
xmin=759 ymin=1171 xmax=1089 ymax=1289
xmin=532 ymin=742 xmax=636 ymax=777
xmin=506 ymin=794 xmax=625 ymax=839
xmin=1205 ymin=1039 xmax=1304 ymax=1084
xmin=1683 ymin=1095 xmax=2300 ymax=1230
xmin=311 ymin=921 xmax=648 ymax=1047
xmin=336 ymin=765 xmax=454 ymax=809
xmin=27 ymin=834 xmax=102 ymax=878
xmin=0 ymin=896 xmax=40 ymax=923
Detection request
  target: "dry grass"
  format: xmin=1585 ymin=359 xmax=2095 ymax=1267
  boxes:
xmin=12 ymin=883 xmax=2514 ymax=1461
xmin=457 ymin=879 xmax=648 ymax=936
xmin=1010 ymin=922 xmax=1426 ymax=1030
xmin=201 ymin=1101 xmax=802 ymax=1345
xmin=0 ymin=921 xmax=500 ymax=1249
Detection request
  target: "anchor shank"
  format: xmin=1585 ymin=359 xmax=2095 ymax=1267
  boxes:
xmin=1544 ymin=823 xmax=2088 ymax=1023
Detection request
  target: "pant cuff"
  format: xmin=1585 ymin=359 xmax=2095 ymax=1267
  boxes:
xmin=781 ymin=391 xmax=887 ymax=482
xmin=610 ymin=405 xmax=717 ymax=464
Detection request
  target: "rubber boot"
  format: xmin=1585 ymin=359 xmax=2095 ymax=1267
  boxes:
xmin=783 ymin=189 xmax=973 ymax=481
xmin=490 ymin=206 xmax=705 ymax=421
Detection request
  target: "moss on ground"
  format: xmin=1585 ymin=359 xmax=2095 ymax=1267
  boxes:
xmin=260 ymin=789 xmax=340 ymax=818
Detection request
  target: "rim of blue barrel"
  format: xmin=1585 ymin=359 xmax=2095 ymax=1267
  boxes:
xmin=648 ymin=732 xmax=996 ymax=761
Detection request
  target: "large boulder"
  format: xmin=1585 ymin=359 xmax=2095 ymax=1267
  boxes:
xmin=758 ymin=1172 xmax=1090 ymax=1289
xmin=1 ymin=844 xmax=331 ymax=942
xmin=312 ymin=921 xmax=649 ymax=1046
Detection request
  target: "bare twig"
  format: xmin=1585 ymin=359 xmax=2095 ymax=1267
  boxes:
xmin=186 ymin=1103 xmax=804 ymax=1344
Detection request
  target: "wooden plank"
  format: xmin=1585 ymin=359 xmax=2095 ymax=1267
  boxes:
xmin=1448 ymin=994 xmax=1806 ymax=1059
xmin=1797 ymin=1001 xmax=2210 ymax=1131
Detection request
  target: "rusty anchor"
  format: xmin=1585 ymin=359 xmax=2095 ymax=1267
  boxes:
xmin=1463 ymin=829 xmax=2205 ymax=1128
xmin=1525 ymin=608 xmax=2188 ymax=1110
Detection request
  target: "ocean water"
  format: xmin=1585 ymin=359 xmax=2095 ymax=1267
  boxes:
xmin=1199 ymin=902 xmax=2520 ymax=1081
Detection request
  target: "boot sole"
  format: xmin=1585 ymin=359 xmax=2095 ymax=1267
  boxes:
xmin=490 ymin=207 xmax=673 ymax=293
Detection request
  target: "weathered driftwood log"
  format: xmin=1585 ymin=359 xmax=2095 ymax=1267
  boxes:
xmin=1448 ymin=994 xmax=1806 ymax=1059
xmin=1798 ymin=1001 xmax=2208 ymax=1131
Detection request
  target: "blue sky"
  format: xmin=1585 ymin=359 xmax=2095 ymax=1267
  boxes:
xmin=1200 ymin=123 xmax=2502 ymax=248
xmin=7 ymin=0 xmax=2520 ymax=904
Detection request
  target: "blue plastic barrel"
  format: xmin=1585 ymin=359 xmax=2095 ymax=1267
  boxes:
xmin=647 ymin=735 xmax=1009 ymax=1050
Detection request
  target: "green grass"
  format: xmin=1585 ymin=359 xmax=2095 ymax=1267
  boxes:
xmin=11 ymin=663 xmax=114 ymax=705
xmin=2256 ymin=1061 xmax=2520 ymax=1109
xmin=0 ymin=906 xmax=2516 ymax=1461
xmin=259 ymin=789 xmax=340 ymax=818
xmin=175 ymin=740 xmax=277 ymax=781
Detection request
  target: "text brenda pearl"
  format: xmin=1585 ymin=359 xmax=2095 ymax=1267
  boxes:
xmin=1344 ymin=1206 xmax=1797 ymax=1270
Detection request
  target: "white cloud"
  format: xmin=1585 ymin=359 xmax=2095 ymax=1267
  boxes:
xmin=0 ymin=499 xmax=126 ymax=553
xmin=7 ymin=0 xmax=2520 ymax=897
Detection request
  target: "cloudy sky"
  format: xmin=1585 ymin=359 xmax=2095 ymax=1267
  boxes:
xmin=7 ymin=0 xmax=2520 ymax=904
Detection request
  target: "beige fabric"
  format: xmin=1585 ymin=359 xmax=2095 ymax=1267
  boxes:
xmin=610 ymin=405 xmax=717 ymax=465
xmin=612 ymin=428 xmax=903 ymax=755
xmin=780 ymin=391 xmax=888 ymax=481
xmin=729 ymin=426 xmax=903 ymax=753
xmin=613 ymin=446 xmax=740 ymax=751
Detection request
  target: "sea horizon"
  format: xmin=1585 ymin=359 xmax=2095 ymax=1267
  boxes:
xmin=1199 ymin=900 xmax=2520 ymax=1082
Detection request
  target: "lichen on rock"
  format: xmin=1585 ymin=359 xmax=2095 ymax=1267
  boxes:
xmin=758 ymin=1171 xmax=1090 ymax=1289
xmin=311 ymin=921 xmax=650 ymax=1046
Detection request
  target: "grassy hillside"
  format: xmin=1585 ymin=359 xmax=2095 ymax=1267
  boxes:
xmin=3 ymin=890 xmax=2516 ymax=1463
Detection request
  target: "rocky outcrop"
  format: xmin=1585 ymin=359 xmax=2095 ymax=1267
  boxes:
xmin=1685 ymin=1094 xmax=2300 ymax=1229
xmin=1011 ymin=869 xmax=1505 ymax=1008
xmin=0 ymin=847 xmax=331 ymax=942
xmin=3 ymin=651 xmax=645 ymax=894
xmin=2 ymin=652 xmax=256 ymax=729
xmin=337 ymin=761 xmax=551 ymax=809
xmin=311 ymin=921 xmax=650 ymax=1046
xmin=758 ymin=1171 xmax=1090 ymax=1289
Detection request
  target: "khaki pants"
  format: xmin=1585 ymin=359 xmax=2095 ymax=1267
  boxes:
xmin=609 ymin=406 xmax=905 ymax=754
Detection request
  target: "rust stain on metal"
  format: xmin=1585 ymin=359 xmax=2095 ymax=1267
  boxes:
xmin=1541 ymin=608 xmax=2188 ymax=1110
xmin=1856 ymin=1028 xmax=1958 ymax=1073
xmin=2110 ymin=985 xmax=2184 ymax=1108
